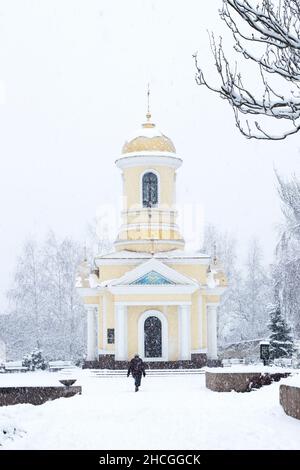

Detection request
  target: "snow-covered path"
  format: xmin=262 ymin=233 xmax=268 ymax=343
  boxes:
xmin=0 ymin=370 xmax=299 ymax=449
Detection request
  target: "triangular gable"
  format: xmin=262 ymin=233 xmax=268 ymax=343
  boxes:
xmin=109 ymin=258 xmax=198 ymax=287
xmin=130 ymin=271 xmax=175 ymax=285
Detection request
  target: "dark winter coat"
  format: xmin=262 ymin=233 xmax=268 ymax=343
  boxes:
xmin=127 ymin=357 xmax=146 ymax=378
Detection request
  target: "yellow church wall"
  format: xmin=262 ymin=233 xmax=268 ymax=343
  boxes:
xmin=167 ymin=305 xmax=179 ymax=361
xmin=115 ymin=241 xmax=184 ymax=252
xmin=168 ymin=264 xmax=208 ymax=284
xmin=99 ymin=265 xmax=131 ymax=283
xmin=127 ymin=306 xmax=140 ymax=358
xmin=84 ymin=296 xmax=100 ymax=304
xmin=205 ymin=295 xmax=221 ymax=304
xmin=123 ymin=166 xmax=175 ymax=209
xmin=124 ymin=210 xmax=177 ymax=226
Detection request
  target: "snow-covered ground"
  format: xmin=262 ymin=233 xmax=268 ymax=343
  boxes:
xmin=0 ymin=369 xmax=300 ymax=450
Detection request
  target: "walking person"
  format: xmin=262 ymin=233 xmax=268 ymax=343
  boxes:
xmin=127 ymin=354 xmax=146 ymax=392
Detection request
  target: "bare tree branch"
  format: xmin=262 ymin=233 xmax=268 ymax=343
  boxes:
xmin=195 ymin=0 xmax=300 ymax=140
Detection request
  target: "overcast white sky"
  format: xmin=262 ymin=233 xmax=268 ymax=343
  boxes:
xmin=0 ymin=0 xmax=299 ymax=311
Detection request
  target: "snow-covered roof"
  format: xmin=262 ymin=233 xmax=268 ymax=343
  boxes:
xmin=96 ymin=249 xmax=210 ymax=261
xmin=121 ymin=117 xmax=176 ymax=155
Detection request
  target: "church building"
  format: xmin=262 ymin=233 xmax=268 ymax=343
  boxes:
xmin=77 ymin=107 xmax=227 ymax=368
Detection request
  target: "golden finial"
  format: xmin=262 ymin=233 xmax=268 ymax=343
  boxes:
xmin=143 ymin=83 xmax=155 ymax=128
xmin=146 ymin=83 xmax=151 ymax=121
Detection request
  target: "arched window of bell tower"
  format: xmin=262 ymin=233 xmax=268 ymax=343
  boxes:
xmin=142 ymin=171 xmax=159 ymax=208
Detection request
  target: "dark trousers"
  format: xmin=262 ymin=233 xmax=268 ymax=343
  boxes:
xmin=133 ymin=373 xmax=142 ymax=387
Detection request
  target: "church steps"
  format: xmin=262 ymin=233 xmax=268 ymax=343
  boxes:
xmin=89 ymin=368 xmax=205 ymax=378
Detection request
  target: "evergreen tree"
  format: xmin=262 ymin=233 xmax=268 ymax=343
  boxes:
xmin=268 ymin=303 xmax=295 ymax=359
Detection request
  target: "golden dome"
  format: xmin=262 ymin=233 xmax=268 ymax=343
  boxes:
xmin=122 ymin=116 xmax=176 ymax=154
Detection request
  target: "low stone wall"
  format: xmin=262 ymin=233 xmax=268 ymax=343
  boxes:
xmin=280 ymin=384 xmax=300 ymax=420
xmin=206 ymin=371 xmax=290 ymax=392
xmin=0 ymin=386 xmax=82 ymax=406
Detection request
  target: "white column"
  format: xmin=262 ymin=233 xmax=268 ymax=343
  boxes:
xmin=86 ymin=305 xmax=98 ymax=361
xmin=102 ymin=295 xmax=107 ymax=352
xmin=198 ymin=293 xmax=203 ymax=349
xmin=207 ymin=304 xmax=218 ymax=359
xmin=115 ymin=305 xmax=128 ymax=361
xmin=179 ymin=305 xmax=191 ymax=360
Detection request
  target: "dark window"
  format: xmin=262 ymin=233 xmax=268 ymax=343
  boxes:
xmin=107 ymin=328 xmax=115 ymax=344
xmin=144 ymin=316 xmax=162 ymax=358
xmin=142 ymin=172 xmax=158 ymax=208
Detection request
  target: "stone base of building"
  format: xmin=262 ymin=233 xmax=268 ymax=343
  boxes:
xmin=206 ymin=358 xmax=222 ymax=368
xmin=83 ymin=353 xmax=208 ymax=369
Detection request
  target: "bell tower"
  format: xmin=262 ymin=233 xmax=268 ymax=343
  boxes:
xmin=114 ymin=104 xmax=184 ymax=253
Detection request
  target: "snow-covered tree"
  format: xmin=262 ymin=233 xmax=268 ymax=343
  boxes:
xmin=268 ymin=302 xmax=295 ymax=359
xmin=242 ymin=238 xmax=271 ymax=339
xmin=86 ymin=216 xmax=113 ymax=265
xmin=194 ymin=0 xmax=300 ymax=140
xmin=2 ymin=233 xmax=86 ymax=361
xmin=1 ymin=220 xmax=113 ymax=361
xmin=273 ymin=173 xmax=300 ymax=336
xmin=202 ymin=226 xmax=271 ymax=343
xmin=202 ymin=224 xmax=244 ymax=344
xmin=5 ymin=239 xmax=45 ymax=353
xmin=42 ymin=232 xmax=86 ymax=359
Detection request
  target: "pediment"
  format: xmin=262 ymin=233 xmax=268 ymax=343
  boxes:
xmin=130 ymin=271 xmax=175 ymax=285
xmin=109 ymin=259 xmax=198 ymax=288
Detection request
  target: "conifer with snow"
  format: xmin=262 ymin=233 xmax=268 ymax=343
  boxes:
xmin=268 ymin=302 xmax=294 ymax=359
xmin=22 ymin=348 xmax=47 ymax=371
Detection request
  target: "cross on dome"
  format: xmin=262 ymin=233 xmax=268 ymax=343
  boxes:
xmin=121 ymin=87 xmax=176 ymax=154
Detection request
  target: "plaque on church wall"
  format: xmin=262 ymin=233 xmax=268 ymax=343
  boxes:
xmin=107 ymin=329 xmax=115 ymax=344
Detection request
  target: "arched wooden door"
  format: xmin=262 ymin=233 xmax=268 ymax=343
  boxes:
xmin=144 ymin=316 xmax=162 ymax=358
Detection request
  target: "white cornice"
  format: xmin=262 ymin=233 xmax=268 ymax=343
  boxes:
xmin=96 ymin=257 xmax=210 ymax=266
xmin=77 ymin=287 xmax=101 ymax=297
xmin=121 ymin=209 xmax=178 ymax=216
xmin=109 ymin=285 xmax=198 ymax=294
xmin=119 ymin=223 xmax=180 ymax=231
xmin=114 ymin=239 xmax=185 ymax=248
xmin=115 ymin=301 xmax=192 ymax=306
xmin=115 ymin=154 xmax=182 ymax=170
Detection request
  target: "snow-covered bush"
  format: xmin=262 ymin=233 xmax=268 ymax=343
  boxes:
xmin=22 ymin=348 xmax=48 ymax=371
